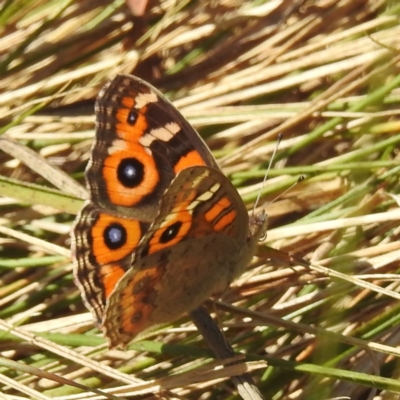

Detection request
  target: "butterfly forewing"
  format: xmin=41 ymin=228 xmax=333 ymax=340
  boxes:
xmin=87 ymin=74 xmax=219 ymax=221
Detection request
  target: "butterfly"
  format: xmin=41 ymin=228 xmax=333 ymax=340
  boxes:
xmin=71 ymin=74 xmax=267 ymax=348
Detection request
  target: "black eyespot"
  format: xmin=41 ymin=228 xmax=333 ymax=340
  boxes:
xmin=159 ymin=221 xmax=182 ymax=243
xmin=117 ymin=158 xmax=144 ymax=188
xmin=104 ymin=223 xmax=127 ymax=250
xmin=131 ymin=310 xmax=143 ymax=324
xmin=127 ymin=110 xmax=137 ymax=125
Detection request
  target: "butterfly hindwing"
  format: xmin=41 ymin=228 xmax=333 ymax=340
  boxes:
xmin=102 ymin=166 xmax=258 ymax=347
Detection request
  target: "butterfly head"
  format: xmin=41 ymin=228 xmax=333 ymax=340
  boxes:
xmin=249 ymin=209 xmax=268 ymax=242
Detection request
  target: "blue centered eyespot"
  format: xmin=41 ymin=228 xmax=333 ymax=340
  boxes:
xmin=104 ymin=222 xmax=127 ymax=250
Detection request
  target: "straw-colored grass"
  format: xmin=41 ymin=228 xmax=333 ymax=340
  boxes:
xmin=1 ymin=0 xmax=400 ymax=399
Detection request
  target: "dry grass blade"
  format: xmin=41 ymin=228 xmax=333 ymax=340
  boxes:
xmin=1 ymin=1 xmax=400 ymax=399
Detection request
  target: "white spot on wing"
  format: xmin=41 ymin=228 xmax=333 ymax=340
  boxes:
xmin=140 ymin=122 xmax=181 ymax=147
xmin=108 ymin=139 xmax=128 ymax=154
xmin=188 ymin=184 xmax=219 ymax=210
xmin=196 ymin=183 xmax=220 ymax=202
xmin=135 ymin=92 xmax=158 ymax=108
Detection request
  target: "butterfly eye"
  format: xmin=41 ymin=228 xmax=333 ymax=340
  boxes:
xmin=104 ymin=223 xmax=127 ymax=250
xmin=127 ymin=110 xmax=137 ymax=125
xmin=117 ymin=158 xmax=144 ymax=188
xmin=160 ymin=221 xmax=182 ymax=243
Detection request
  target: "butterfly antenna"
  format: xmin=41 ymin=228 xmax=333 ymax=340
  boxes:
xmin=271 ymin=175 xmax=305 ymax=205
xmin=252 ymin=133 xmax=282 ymax=216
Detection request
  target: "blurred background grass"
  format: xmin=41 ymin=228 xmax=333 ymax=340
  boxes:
xmin=1 ymin=0 xmax=400 ymax=399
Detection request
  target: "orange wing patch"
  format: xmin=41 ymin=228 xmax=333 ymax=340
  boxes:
xmin=116 ymin=99 xmax=148 ymax=142
xmin=174 ymin=150 xmax=206 ymax=173
xmin=91 ymin=213 xmax=142 ymax=264
xmin=102 ymin=146 xmax=159 ymax=206
xmin=146 ymin=187 xmax=199 ymax=254
xmin=204 ymin=196 xmax=236 ymax=231
xmin=214 ymin=209 xmax=237 ymax=231
xmin=100 ymin=264 xmax=126 ymax=299
xmin=106 ymin=266 xmax=162 ymax=344
xmin=147 ymin=212 xmax=192 ymax=254
xmin=204 ymin=196 xmax=231 ymax=223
